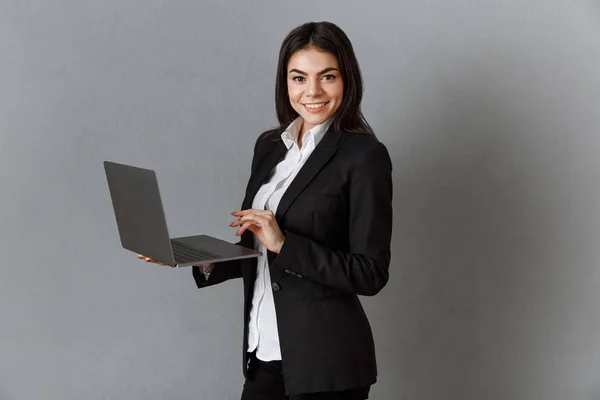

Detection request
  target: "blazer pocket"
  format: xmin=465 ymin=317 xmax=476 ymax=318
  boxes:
xmin=313 ymin=283 xmax=354 ymax=302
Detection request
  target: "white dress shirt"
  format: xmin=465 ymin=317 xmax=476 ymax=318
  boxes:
xmin=247 ymin=116 xmax=332 ymax=361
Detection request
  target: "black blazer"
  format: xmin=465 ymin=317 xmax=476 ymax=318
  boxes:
xmin=192 ymin=125 xmax=393 ymax=395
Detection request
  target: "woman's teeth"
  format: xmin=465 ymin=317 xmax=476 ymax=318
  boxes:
xmin=304 ymin=102 xmax=327 ymax=110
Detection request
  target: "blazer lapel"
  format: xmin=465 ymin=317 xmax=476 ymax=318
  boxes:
xmin=243 ymin=137 xmax=287 ymax=210
xmin=275 ymin=127 xmax=342 ymax=222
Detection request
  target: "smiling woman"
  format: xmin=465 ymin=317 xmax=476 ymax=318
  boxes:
xmin=138 ymin=21 xmax=392 ymax=400
xmin=274 ymin=22 xmax=374 ymax=140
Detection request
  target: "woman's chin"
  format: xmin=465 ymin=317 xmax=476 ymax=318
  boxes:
xmin=299 ymin=113 xmax=330 ymax=127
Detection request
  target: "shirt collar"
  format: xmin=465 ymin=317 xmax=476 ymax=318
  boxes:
xmin=280 ymin=117 xmax=333 ymax=150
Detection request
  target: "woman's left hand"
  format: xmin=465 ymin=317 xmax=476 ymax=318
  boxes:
xmin=230 ymin=209 xmax=285 ymax=254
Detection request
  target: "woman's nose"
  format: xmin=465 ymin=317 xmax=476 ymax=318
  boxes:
xmin=306 ymin=80 xmax=322 ymax=97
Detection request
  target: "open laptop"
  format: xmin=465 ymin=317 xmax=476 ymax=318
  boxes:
xmin=103 ymin=161 xmax=261 ymax=267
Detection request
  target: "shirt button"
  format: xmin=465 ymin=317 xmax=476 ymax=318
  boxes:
xmin=272 ymin=282 xmax=281 ymax=291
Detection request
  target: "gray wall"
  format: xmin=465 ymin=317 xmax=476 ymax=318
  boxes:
xmin=1 ymin=0 xmax=599 ymax=399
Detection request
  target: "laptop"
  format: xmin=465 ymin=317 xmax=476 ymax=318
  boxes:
xmin=103 ymin=161 xmax=262 ymax=267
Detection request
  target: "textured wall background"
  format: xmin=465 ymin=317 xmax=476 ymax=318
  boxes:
xmin=1 ymin=1 xmax=599 ymax=399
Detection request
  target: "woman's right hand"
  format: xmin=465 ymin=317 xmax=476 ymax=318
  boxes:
xmin=137 ymin=254 xmax=170 ymax=266
xmin=136 ymin=255 xmax=213 ymax=271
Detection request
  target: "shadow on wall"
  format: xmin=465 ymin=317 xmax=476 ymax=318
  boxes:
xmin=378 ymin=66 xmax=565 ymax=399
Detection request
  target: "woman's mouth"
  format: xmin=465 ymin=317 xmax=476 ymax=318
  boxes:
xmin=303 ymin=102 xmax=329 ymax=113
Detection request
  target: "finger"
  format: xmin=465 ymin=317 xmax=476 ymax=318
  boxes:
xmin=235 ymin=217 xmax=265 ymax=233
xmin=231 ymin=214 xmax=255 ymax=228
xmin=230 ymin=216 xmax=263 ymax=227
xmin=249 ymin=215 xmax=272 ymax=229
xmin=232 ymin=209 xmax=272 ymax=217
xmin=236 ymin=215 xmax=271 ymax=234
xmin=230 ymin=219 xmax=242 ymax=227
xmin=236 ymin=221 xmax=260 ymax=236
xmin=236 ymin=221 xmax=252 ymax=235
xmin=232 ymin=210 xmax=255 ymax=218
xmin=239 ymin=213 xmax=272 ymax=225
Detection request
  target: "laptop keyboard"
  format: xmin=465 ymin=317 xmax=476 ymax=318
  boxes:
xmin=171 ymin=240 xmax=220 ymax=263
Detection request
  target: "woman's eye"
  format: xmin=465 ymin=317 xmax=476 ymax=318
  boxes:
xmin=292 ymin=76 xmax=305 ymax=82
xmin=322 ymin=74 xmax=336 ymax=81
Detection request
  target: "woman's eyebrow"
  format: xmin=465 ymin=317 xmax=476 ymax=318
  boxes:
xmin=288 ymin=67 xmax=340 ymax=75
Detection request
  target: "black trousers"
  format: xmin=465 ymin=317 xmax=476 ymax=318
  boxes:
xmin=241 ymin=354 xmax=370 ymax=400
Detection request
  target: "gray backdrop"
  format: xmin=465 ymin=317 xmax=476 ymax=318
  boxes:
xmin=1 ymin=0 xmax=599 ymax=399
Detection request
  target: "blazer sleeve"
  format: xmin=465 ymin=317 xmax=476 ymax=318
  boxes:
xmin=192 ymin=253 xmax=243 ymax=288
xmin=271 ymin=141 xmax=393 ymax=296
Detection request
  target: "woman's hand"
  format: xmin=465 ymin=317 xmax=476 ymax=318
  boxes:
xmin=136 ymin=255 xmax=213 ymax=271
xmin=137 ymin=254 xmax=170 ymax=266
xmin=230 ymin=209 xmax=285 ymax=253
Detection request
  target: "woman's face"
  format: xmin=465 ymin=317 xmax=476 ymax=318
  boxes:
xmin=287 ymin=47 xmax=344 ymax=133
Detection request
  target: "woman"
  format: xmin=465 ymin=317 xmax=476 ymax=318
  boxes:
xmin=140 ymin=21 xmax=393 ymax=400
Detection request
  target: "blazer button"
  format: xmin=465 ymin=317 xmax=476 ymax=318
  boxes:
xmin=272 ymin=282 xmax=281 ymax=291
xmin=284 ymin=269 xmax=291 ymax=274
